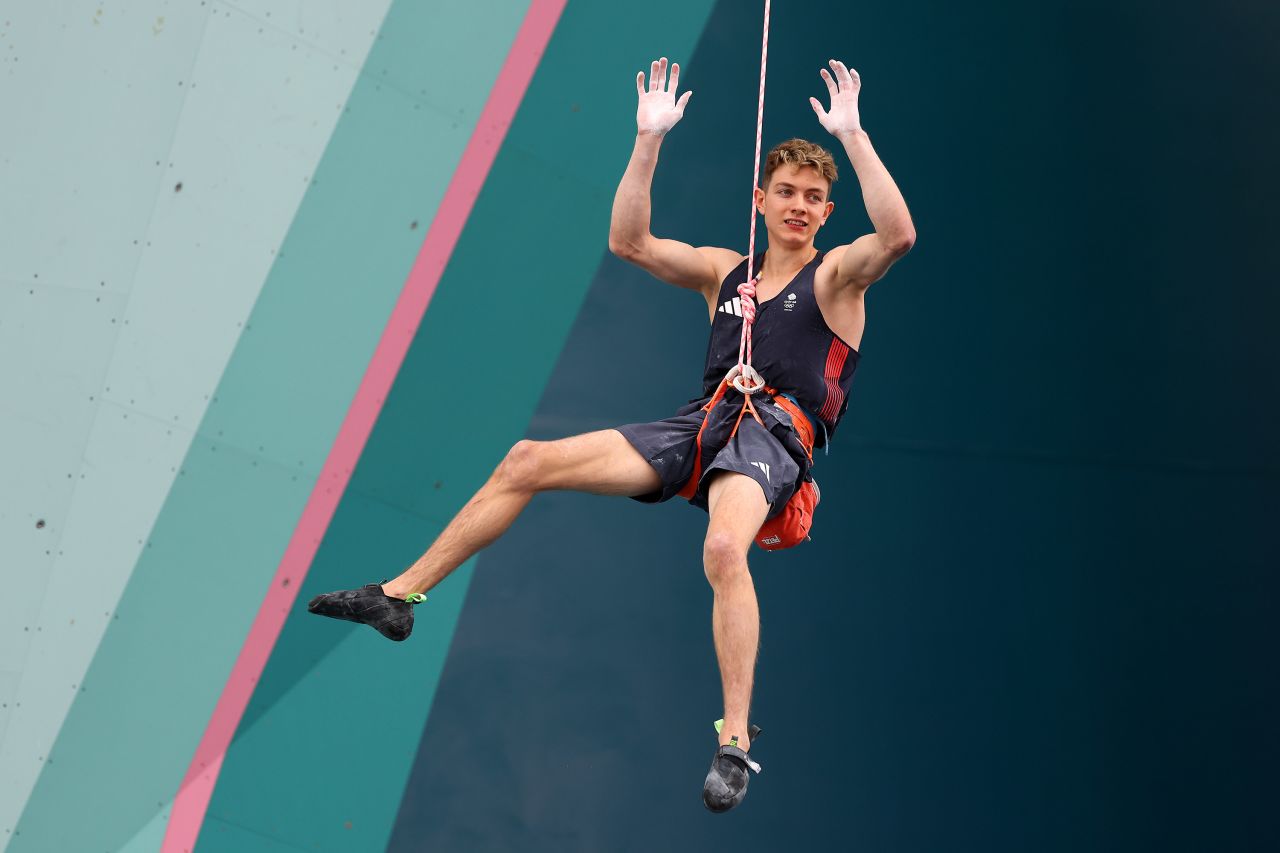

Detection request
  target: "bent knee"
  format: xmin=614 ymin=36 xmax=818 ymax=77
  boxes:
xmin=497 ymin=439 xmax=546 ymax=492
xmin=703 ymin=531 xmax=749 ymax=587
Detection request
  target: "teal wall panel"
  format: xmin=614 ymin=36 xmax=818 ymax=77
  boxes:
xmin=6 ymin=0 xmax=544 ymax=849
xmin=116 ymin=809 xmax=168 ymax=853
xmin=198 ymin=1 xmax=719 ymax=850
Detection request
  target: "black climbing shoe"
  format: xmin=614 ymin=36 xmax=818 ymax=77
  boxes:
xmin=306 ymin=583 xmax=424 ymax=642
xmin=702 ymin=724 xmax=763 ymax=813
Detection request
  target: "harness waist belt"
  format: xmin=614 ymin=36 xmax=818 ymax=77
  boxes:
xmin=677 ymin=384 xmax=818 ymax=501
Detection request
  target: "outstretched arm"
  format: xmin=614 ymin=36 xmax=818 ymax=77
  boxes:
xmin=811 ymin=60 xmax=916 ymax=290
xmin=609 ymin=58 xmax=740 ymax=296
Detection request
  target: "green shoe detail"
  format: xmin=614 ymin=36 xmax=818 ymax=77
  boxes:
xmin=405 ymin=593 xmax=426 ymax=604
xmin=714 ymin=718 xmax=724 ymax=734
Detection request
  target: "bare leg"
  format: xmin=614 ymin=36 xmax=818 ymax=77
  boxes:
xmin=703 ymin=471 xmax=771 ymax=753
xmin=381 ymin=430 xmax=661 ymax=599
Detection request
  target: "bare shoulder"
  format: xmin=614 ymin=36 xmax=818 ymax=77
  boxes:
xmin=695 ymin=247 xmax=746 ymax=289
xmin=818 ymin=233 xmax=914 ymax=292
xmin=813 ymin=247 xmax=868 ymax=349
xmin=814 ymin=245 xmax=857 ymax=303
xmin=815 ymin=245 xmax=849 ymax=285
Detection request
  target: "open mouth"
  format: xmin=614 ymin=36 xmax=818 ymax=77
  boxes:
xmin=784 ymin=219 xmax=807 ymax=228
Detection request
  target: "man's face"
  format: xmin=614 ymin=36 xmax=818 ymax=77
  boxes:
xmin=755 ymin=164 xmax=835 ymax=248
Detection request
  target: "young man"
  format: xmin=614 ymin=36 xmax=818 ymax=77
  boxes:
xmin=309 ymin=57 xmax=915 ymax=813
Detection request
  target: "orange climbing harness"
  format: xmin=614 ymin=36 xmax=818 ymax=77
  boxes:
xmin=676 ymin=373 xmax=821 ymax=552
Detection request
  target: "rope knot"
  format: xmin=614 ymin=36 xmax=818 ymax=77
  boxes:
xmin=737 ymin=279 xmax=757 ymax=323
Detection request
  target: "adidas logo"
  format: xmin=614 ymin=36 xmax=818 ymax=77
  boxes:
xmin=717 ymin=296 xmax=744 ymax=317
xmin=750 ymin=461 xmax=771 ymax=482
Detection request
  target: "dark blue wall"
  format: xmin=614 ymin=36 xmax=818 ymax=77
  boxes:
xmin=391 ymin=2 xmax=1279 ymax=850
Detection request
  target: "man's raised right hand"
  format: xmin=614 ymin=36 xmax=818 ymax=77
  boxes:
xmin=636 ymin=57 xmax=692 ymax=136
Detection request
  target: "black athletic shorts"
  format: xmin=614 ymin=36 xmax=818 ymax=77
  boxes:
xmin=615 ymin=391 xmax=813 ymax=521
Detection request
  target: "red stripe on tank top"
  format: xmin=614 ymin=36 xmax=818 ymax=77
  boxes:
xmin=819 ymin=339 xmax=850 ymax=421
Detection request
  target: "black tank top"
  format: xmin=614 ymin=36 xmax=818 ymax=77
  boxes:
xmin=698 ymin=252 xmax=860 ymax=444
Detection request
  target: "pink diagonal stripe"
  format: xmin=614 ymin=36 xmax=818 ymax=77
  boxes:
xmin=162 ymin=2 xmax=566 ymax=849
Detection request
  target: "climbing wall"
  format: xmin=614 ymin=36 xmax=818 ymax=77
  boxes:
xmin=1 ymin=1 xmax=1277 ymax=851
xmin=0 ymin=1 xmax=397 ymax=846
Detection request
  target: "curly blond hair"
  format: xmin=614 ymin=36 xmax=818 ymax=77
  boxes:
xmin=762 ymin=138 xmax=838 ymax=192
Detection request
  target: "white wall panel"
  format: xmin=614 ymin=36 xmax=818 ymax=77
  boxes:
xmin=0 ymin=0 xmax=393 ymax=842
